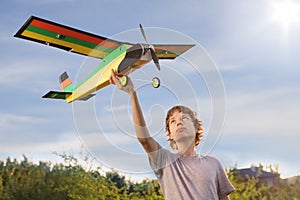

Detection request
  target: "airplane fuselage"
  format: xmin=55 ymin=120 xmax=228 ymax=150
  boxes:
xmin=66 ymin=43 xmax=152 ymax=103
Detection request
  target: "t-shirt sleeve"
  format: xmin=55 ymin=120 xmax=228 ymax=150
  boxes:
xmin=148 ymin=148 xmax=175 ymax=179
xmin=215 ymin=159 xmax=235 ymax=198
xmin=148 ymin=148 xmax=164 ymax=178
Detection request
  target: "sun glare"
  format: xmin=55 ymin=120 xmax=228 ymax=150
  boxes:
xmin=271 ymin=0 xmax=300 ymax=30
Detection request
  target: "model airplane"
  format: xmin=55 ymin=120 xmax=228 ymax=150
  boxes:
xmin=14 ymin=16 xmax=195 ymax=103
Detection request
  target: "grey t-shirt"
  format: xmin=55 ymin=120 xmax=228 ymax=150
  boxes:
xmin=149 ymin=149 xmax=234 ymax=200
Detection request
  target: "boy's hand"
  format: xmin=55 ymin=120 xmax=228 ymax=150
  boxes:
xmin=109 ymin=70 xmax=135 ymax=95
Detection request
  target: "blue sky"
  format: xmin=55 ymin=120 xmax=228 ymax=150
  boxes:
xmin=1 ymin=0 xmax=300 ymax=180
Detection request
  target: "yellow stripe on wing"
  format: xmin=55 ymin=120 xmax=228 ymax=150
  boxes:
xmin=22 ymin=30 xmax=107 ymax=58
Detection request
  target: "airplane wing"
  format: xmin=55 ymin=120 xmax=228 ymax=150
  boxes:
xmin=14 ymin=16 xmax=125 ymax=59
xmin=154 ymin=44 xmax=195 ymax=59
xmin=14 ymin=16 xmax=194 ymax=60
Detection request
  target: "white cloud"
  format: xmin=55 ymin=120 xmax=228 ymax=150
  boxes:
xmin=212 ymin=85 xmax=300 ymax=178
xmin=78 ymin=131 xmax=135 ymax=149
xmin=0 ymin=130 xmax=80 ymax=153
xmin=104 ymin=104 xmax=128 ymax=112
xmin=224 ymin=86 xmax=300 ymax=135
xmin=0 ymin=60 xmax=55 ymax=87
xmin=0 ymin=112 xmax=48 ymax=128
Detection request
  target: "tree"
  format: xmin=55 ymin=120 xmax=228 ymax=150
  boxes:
xmin=227 ymin=168 xmax=265 ymax=200
xmin=5 ymin=155 xmax=300 ymax=199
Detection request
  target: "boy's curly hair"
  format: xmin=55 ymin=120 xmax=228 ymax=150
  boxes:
xmin=165 ymin=105 xmax=204 ymax=149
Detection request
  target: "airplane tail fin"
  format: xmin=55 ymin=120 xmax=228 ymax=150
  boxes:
xmin=42 ymin=71 xmax=95 ymax=102
xmin=59 ymin=71 xmax=74 ymax=92
xmin=42 ymin=72 xmax=74 ymax=101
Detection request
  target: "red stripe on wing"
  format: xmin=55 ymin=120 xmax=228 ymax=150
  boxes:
xmin=30 ymin=19 xmax=120 ymax=49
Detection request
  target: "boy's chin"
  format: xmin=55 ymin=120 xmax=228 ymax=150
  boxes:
xmin=175 ymin=137 xmax=195 ymax=146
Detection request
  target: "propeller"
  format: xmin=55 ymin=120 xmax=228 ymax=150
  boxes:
xmin=139 ymin=24 xmax=160 ymax=71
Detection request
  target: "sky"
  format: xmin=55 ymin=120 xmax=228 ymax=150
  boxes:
xmin=1 ymin=0 xmax=300 ymax=181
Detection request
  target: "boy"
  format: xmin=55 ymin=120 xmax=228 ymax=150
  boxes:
xmin=110 ymin=71 xmax=234 ymax=199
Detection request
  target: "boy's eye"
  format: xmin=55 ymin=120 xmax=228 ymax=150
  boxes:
xmin=170 ymin=120 xmax=176 ymax=124
xmin=182 ymin=116 xmax=189 ymax=120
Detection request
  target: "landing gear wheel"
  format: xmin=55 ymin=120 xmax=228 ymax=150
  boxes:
xmin=152 ymin=77 xmax=160 ymax=88
xmin=120 ymin=75 xmax=128 ymax=87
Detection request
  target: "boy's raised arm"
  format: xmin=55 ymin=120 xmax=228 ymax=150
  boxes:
xmin=109 ymin=70 xmax=160 ymax=161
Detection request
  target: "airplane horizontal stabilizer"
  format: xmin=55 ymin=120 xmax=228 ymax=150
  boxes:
xmin=42 ymin=91 xmax=95 ymax=101
xmin=42 ymin=91 xmax=72 ymax=100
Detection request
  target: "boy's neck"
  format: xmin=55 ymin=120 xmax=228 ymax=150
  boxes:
xmin=177 ymin=144 xmax=197 ymax=156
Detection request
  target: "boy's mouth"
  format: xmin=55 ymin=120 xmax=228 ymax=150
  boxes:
xmin=176 ymin=127 xmax=186 ymax=133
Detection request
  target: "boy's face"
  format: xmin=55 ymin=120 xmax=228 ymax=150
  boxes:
xmin=168 ymin=111 xmax=196 ymax=143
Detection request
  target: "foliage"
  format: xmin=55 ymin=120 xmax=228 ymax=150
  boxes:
xmin=0 ymin=154 xmax=162 ymax=200
xmin=227 ymin=167 xmax=300 ymax=200
xmin=0 ymin=154 xmax=299 ymax=199
xmin=227 ymin=168 xmax=264 ymax=199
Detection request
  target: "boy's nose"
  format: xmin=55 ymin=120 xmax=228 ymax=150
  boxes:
xmin=177 ymin=120 xmax=183 ymax=126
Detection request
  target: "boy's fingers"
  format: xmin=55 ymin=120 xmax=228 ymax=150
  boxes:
xmin=109 ymin=73 xmax=113 ymax=84
xmin=111 ymin=70 xmax=124 ymax=89
xmin=110 ymin=70 xmax=118 ymax=84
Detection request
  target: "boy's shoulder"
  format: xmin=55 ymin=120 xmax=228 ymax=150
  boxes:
xmin=199 ymin=155 xmax=221 ymax=164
